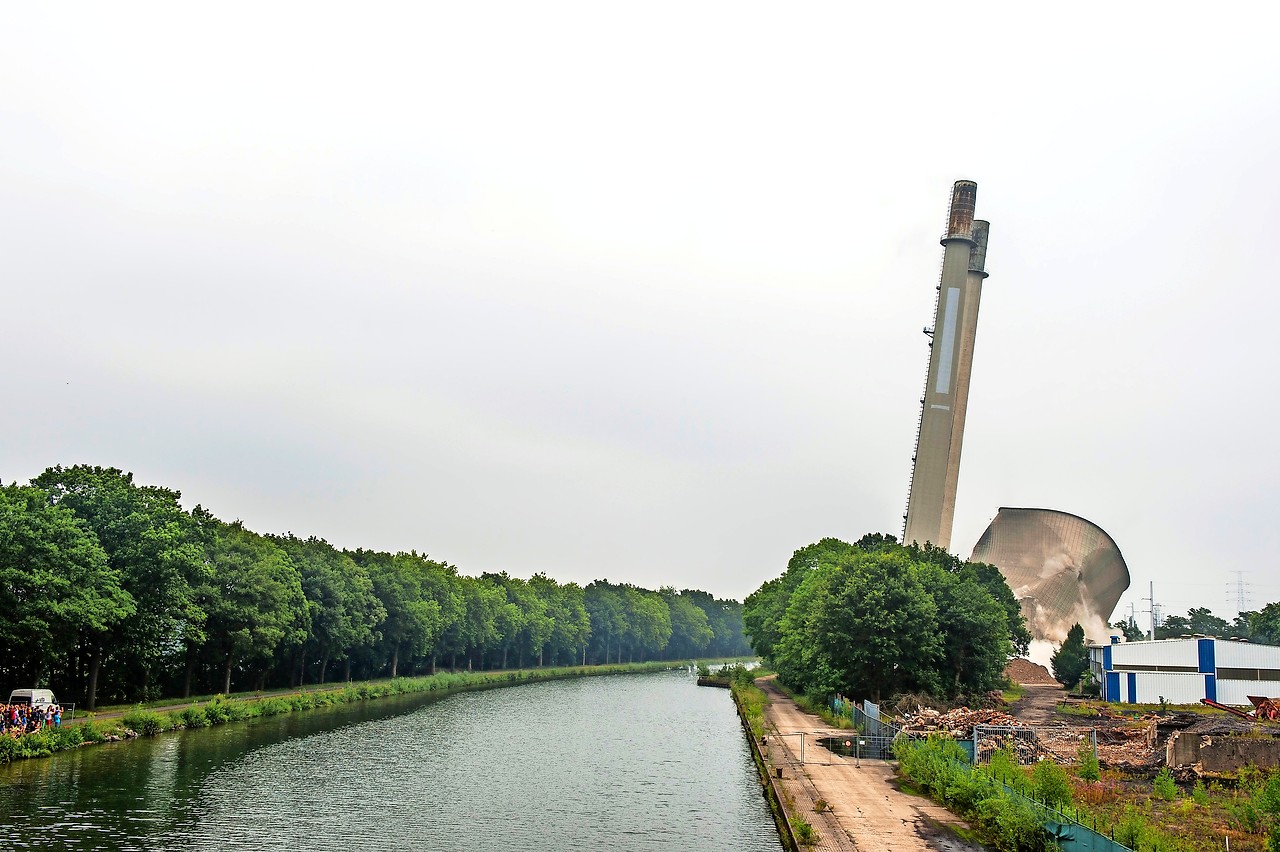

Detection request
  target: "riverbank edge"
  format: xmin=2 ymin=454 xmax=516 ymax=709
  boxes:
xmin=1 ymin=660 xmax=738 ymax=765
xmin=730 ymin=680 xmax=801 ymax=852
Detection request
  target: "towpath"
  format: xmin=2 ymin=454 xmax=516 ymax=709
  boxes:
xmin=757 ymin=678 xmax=984 ymax=852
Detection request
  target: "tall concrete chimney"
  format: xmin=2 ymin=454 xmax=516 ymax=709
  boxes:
xmin=902 ymin=181 xmax=991 ymax=550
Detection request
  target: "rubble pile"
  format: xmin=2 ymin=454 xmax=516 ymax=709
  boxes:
xmin=1095 ymin=722 xmax=1161 ymax=768
xmin=899 ymin=703 xmax=1167 ymax=768
xmin=1037 ymin=727 xmax=1092 ymax=762
xmin=978 ymin=730 xmax=1048 ymax=764
xmin=1004 ymin=658 xmax=1059 ymax=686
xmin=898 ymin=706 xmax=1023 ymax=738
xmin=1182 ymin=714 xmax=1267 ymax=738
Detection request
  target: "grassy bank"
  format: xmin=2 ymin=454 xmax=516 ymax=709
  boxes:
xmin=725 ymin=667 xmax=812 ymax=850
xmin=0 ymin=661 xmax=681 ymax=765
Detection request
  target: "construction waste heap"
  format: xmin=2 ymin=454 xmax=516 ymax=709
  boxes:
xmin=891 ymin=659 xmax=1280 ymax=775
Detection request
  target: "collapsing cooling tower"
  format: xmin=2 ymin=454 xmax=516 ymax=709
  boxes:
xmin=970 ymin=508 xmax=1130 ymax=643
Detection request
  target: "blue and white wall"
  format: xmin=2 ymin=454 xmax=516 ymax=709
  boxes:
xmin=1088 ymin=638 xmax=1280 ymax=705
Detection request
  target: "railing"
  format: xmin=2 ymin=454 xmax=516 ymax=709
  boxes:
xmin=933 ymin=751 xmax=1137 ymax=852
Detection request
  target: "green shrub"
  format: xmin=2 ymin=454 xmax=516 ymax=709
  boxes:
xmin=1228 ymin=799 xmax=1263 ymax=834
xmin=255 ymin=697 xmax=290 ymax=717
xmin=1191 ymin=779 xmax=1209 ymax=806
xmin=987 ymin=747 xmax=1025 ymax=790
xmin=203 ymin=701 xmax=229 ymax=726
xmin=1030 ymin=759 xmax=1072 ymax=809
xmin=180 ymin=707 xmax=208 ymax=728
xmin=792 ymin=817 xmax=818 ymax=846
xmin=122 ymin=708 xmax=166 ymax=736
xmin=974 ymin=795 xmax=1051 ymax=852
xmin=1255 ymin=769 xmax=1280 ymax=818
xmin=79 ymin=721 xmax=107 ymax=743
xmin=221 ymin=699 xmax=249 ymax=721
xmin=1114 ymin=806 xmax=1183 ymax=852
xmin=1076 ymin=740 xmax=1100 ymax=783
xmin=944 ymin=768 xmax=994 ymax=812
xmin=15 ymin=731 xmax=54 ymax=759
xmin=1153 ymin=767 xmax=1177 ymax=801
xmin=896 ymin=737 xmax=953 ymax=795
xmin=1113 ymin=807 xmax=1149 ymax=847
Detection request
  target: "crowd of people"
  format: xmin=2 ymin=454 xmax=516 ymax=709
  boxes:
xmin=2 ymin=702 xmax=63 ymax=735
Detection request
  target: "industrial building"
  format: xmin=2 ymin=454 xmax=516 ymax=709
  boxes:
xmin=1090 ymin=637 xmax=1280 ymax=706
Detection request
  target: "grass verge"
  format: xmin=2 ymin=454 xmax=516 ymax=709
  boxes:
xmin=0 ymin=662 xmax=680 ymax=765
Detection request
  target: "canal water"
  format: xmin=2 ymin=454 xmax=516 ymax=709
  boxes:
xmin=0 ymin=670 xmax=782 ymax=850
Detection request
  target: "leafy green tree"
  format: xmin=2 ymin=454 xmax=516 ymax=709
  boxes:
xmin=0 ymin=484 xmax=134 ymax=691
xmin=31 ymin=465 xmax=209 ymax=707
xmin=661 ymin=587 xmax=713 ymax=658
xmin=808 ymin=547 xmax=945 ymax=700
xmin=743 ymin=538 xmax=850 ymax=661
xmin=907 ymin=544 xmax=1029 ymax=659
xmin=7 ymin=460 xmax=763 ymax=693
xmin=1228 ymin=605 xmax=1280 ymax=645
xmin=277 ymin=536 xmax=384 ymax=684
xmin=482 ymin=571 xmax=562 ymax=668
xmin=1160 ymin=614 xmax=1191 ymax=637
xmin=1111 ymin=615 xmax=1144 ymax=643
xmin=439 ymin=575 xmax=504 ymax=670
xmin=356 ymin=550 xmax=448 ymax=677
xmin=585 ymin=581 xmax=628 ymax=664
xmin=680 ymin=589 xmax=750 ymax=657
xmin=747 ymin=534 xmax=1026 ymax=702
xmin=968 ymin=562 xmax=1032 ymax=656
xmin=924 ymin=564 xmax=1012 ymax=696
xmin=742 ymin=576 xmax=788 ymax=661
xmin=482 ymin=572 xmax=526 ymax=669
xmin=770 ymin=558 xmax=845 ymax=696
xmin=1051 ymin=623 xmax=1089 ymax=689
xmin=530 ymin=573 xmax=591 ymax=666
xmin=1188 ymin=607 xmax=1230 ymax=637
xmin=202 ymin=520 xmax=308 ymax=694
xmin=623 ymin=587 xmax=672 ymax=662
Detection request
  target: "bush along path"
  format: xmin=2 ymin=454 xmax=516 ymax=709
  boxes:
xmin=0 ymin=662 xmax=677 ymax=764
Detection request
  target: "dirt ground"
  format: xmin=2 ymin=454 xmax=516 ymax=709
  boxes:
xmin=757 ymin=678 xmax=985 ymax=852
xmin=1008 ymin=683 xmax=1067 ymax=726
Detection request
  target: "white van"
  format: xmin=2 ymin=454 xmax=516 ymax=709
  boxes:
xmin=7 ymin=689 xmax=57 ymax=706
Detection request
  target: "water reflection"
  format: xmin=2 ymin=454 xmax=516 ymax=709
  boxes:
xmin=1 ymin=672 xmax=780 ymax=851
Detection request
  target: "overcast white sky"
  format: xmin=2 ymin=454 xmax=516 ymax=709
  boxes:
xmin=4 ymin=3 xmax=1278 ymax=619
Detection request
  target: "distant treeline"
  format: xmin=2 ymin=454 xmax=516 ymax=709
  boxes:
xmin=0 ymin=465 xmax=751 ymax=709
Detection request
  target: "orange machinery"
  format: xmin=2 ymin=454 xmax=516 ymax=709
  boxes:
xmin=1200 ymin=696 xmax=1280 ymax=721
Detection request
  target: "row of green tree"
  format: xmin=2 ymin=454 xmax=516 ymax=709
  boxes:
xmin=1111 ymin=604 xmax=1280 ymax=644
xmin=742 ymin=534 xmax=1031 ymax=702
xmin=0 ymin=465 xmax=750 ymax=709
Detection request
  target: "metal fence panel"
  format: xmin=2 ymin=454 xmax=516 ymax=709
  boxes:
xmin=973 ymin=724 xmax=1041 ymax=765
xmin=972 ymin=724 xmax=1098 ymax=767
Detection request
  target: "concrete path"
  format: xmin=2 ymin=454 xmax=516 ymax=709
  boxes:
xmin=758 ymin=679 xmax=984 ymax=852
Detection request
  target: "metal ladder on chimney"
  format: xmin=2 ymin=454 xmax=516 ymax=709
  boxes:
xmin=900 ymin=252 xmax=946 ymax=542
